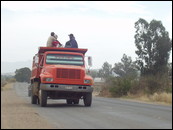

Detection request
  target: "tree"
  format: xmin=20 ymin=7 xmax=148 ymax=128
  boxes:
xmin=88 ymin=69 xmax=98 ymax=79
xmin=112 ymin=54 xmax=138 ymax=78
xmin=99 ymin=62 xmax=112 ymax=79
xmin=14 ymin=67 xmax=31 ymax=83
xmin=168 ymin=62 xmax=172 ymax=78
xmin=134 ymin=18 xmax=172 ymax=75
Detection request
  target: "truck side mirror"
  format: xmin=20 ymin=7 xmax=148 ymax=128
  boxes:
xmin=34 ymin=55 xmax=39 ymax=67
xmin=88 ymin=56 xmax=92 ymax=67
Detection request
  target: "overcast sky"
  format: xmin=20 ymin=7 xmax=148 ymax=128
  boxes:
xmin=1 ymin=1 xmax=172 ymax=69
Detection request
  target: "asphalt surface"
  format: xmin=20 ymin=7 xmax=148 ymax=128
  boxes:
xmin=13 ymin=82 xmax=172 ymax=129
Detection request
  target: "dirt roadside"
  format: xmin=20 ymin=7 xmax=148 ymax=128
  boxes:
xmin=1 ymin=83 xmax=56 ymax=129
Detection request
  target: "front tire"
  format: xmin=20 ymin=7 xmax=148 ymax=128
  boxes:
xmin=31 ymin=83 xmax=38 ymax=104
xmin=83 ymin=93 xmax=92 ymax=107
xmin=39 ymin=90 xmax=47 ymax=107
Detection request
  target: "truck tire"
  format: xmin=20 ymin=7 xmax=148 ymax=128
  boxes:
xmin=73 ymin=99 xmax=79 ymax=104
xmin=31 ymin=93 xmax=37 ymax=104
xmin=83 ymin=92 xmax=92 ymax=107
xmin=66 ymin=99 xmax=73 ymax=104
xmin=40 ymin=90 xmax=47 ymax=107
xmin=31 ymin=83 xmax=37 ymax=104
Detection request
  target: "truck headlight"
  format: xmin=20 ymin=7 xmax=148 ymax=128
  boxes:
xmin=84 ymin=80 xmax=91 ymax=84
xmin=44 ymin=78 xmax=53 ymax=82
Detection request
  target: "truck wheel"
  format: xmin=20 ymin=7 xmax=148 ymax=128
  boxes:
xmin=31 ymin=82 xmax=39 ymax=104
xmin=73 ymin=99 xmax=79 ymax=104
xmin=31 ymin=84 xmax=37 ymax=104
xmin=66 ymin=99 xmax=73 ymax=104
xmin=83 ymin=93 xmax=92 ymax=107
xmin=31 ymin=93 xmax=38 ymax=104
xmin=40 ymin=90 xmax=47 ymax=107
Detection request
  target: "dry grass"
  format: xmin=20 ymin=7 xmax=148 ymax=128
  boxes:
xmin=1 ymin=83 xmax=12 ymax=91
xmin=124 ymin=92 xmax=172 ymax=105
xmin=94 ymin=83 xmax=112 ymax=97
xmin=149 ymin=92 xmax=172 ymax=104
xmin=93 ymin=82 xmax=172 ymax=105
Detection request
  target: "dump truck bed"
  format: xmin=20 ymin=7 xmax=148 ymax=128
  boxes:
xmin=38 ymin=47 xmax=88 ymax=55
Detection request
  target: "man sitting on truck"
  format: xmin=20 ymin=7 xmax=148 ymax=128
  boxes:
xmin=47 ymin=32 xmax=56 ymax=47
xmin=47 ymin=32 xmax=62 ymax=47
xmin=65 ymin=34 xmax=78 ymax=48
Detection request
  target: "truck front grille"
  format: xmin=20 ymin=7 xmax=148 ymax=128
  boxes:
xmin=57 ymin=69 xmax=81 ymax=79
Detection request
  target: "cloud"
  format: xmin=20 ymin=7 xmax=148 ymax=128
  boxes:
xmin=91 ymin=1 xmax=148 ymax=15
xmin=1 ymin=1 xmax=70 ymax=12
xmin=1 ymin=1 xmax=149 ymax=15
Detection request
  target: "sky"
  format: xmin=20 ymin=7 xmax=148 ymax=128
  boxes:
xmin=1 ymin=1 xmax=172 ymax=71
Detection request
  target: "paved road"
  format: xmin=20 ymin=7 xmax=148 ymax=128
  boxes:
xmin=14 ymin=82 xmax=172 ymax=129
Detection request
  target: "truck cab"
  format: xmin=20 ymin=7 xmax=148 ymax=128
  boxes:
xmin=30 ymin=47 xmax=93 ymax=107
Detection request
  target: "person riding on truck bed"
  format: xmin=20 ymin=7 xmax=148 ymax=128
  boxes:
xmin=47 ymin=32 xmax=62 ymax=47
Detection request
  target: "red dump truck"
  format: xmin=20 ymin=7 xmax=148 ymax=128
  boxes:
xmin=30 ymin=47 xmax=93 ymax=107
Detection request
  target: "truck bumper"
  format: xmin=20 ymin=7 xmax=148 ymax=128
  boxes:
xmin=40 ymin=84 xmax=93 ymax=93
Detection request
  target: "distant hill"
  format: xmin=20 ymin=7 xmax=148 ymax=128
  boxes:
xmin=1 ymin=60 xmax=32 ymax=74
xmin=1 ymin=72 xmax=15 ymax=76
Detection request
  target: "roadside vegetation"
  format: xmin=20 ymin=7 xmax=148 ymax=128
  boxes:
xmin=14 ymin=67 xmax=31 ymax=83
xmin=1 ymin=67 xmax=31 ymax=91
xmin=1 ymin=75 xmax=16 ymax=91
xmin=90 ymin=18 xmax=172 ymax=105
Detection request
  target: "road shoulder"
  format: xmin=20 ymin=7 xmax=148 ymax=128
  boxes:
xmin=1 ymin=83 xmax=57 ymax=129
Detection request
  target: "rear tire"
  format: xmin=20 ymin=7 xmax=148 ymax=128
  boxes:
xmin=73 ymin=99 xmax=79 ymax=104
xmin=66 ymin=99 xmax=73 ymax=104
xmin=83 ymin=93 xmax=92 ymax=107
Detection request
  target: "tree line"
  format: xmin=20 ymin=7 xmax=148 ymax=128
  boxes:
xmin=89 ymin=18 xmax=172 ymax=97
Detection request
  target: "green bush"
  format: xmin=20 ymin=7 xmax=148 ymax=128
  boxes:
xmin=109 ymin=77 xmax=133 ymax=97
xmin=100 ymin=72 xmax=172 ymax=97
xmin=135 ymin=74 xmax=171 ymax=94
xmin=15 ymin=67 xmax=31 ymax=83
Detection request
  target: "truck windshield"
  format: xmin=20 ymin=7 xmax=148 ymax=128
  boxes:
xmin=46 ymin=54 xmax=84 ymax=66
